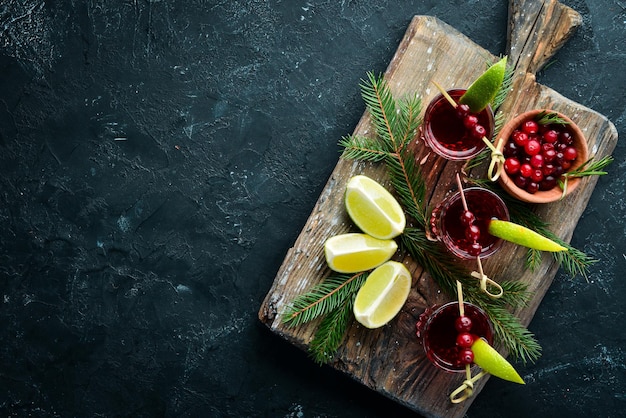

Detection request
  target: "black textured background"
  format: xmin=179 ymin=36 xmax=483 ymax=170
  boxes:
xmin=0 ymin=1 xmax=624 ymax=417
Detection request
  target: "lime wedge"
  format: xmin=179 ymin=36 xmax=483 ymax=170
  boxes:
xmin=459 ymin=57 xmax=507 ymax=113
xmin=471 ymin=337 xmax=525 ymax=384
xmin=324 ymin=233 xmax=398 ymax=273
xmin=345 ymin=175 xmax=406 ymax=240
xmin=488 ymin=219 xmax=567 ymax=252
xmin=353 ymin=261 xmax=412 ymax=329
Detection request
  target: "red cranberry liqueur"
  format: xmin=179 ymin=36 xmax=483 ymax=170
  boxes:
xmin=422 ymin=89 xmax=495 ymax=160
xmin=430 ymin=187 xmax=509 ymax=260
xmin=417 ymin=301 xmax=493 ymax=372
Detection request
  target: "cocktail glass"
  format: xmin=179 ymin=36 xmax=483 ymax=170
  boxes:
xmin=429 ymin=187 xmax=509 ymax=260
xmin=416 ymin=301 xmax=493 ymax=373
xmin=421 ymin=89 xmax=495 ymax=160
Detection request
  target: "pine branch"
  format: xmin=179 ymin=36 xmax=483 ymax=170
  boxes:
xmin=482 ymin=305 xmax=542 ymax=363
xmin=360 ymin=72 xmax=399 ymax=150
xmin=308 ymin=291 xmax=357 ymax=365
xmin=282 ymin=273 xmax=367 ymax=327
xmin=339 ymin=135 xmax=391 ymax=162
xmin=386 ymin=149 xmax=428 ymax=226
xmin=395 ymin=93 xmax=422 ymax=150
xmin=525 ymin=248 xmax=542 ymax=271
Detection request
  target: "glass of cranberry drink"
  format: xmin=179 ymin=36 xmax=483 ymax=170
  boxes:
xmin=422 ymin=89 xmax=495 ymax=160
xmin=416 ymin=301 xmax=494 ymax=372
xmin=430 ymin=187 xmax=509 ymax=260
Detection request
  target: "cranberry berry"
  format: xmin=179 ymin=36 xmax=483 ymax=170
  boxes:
xmin=455 ymin=315 xmax=473 ymax=332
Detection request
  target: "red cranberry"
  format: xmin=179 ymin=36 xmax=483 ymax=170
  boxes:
xmin=512 ymin=130 xmax=529 ymax=147
xmin=459 ymin=349 xmax=475 ymax=364
xmin=531 ymin=168 xmax=544 ymax=182
xmin=465 ymin=224 xmax=481 ymax=242
xmin=543 ymin=129 xmax=559 ymax=143
xmin=471 ymin=124 xmax=486 ymax=140
xmin=527 ymin=181 xmax=539 ymax=194
xmin=468 ymin=242 xmax=482 ymax=257
xmin=461 ymin=210 xmax=475 ymax=226
xmin=524 ymin=139 xmax=541 ymax=156
xmin=504 ymin=157 xmax=521 ymax=175
xmin=542 ymin=163 xmax=556 ymax=176
xmin=463 ymin=114 xmax=479 ymax=129
xmin=542 ymin=148 xmax=557 ymax=163
xmin=530 ymin=154 xmax=544 ymax=168
xmin=456 ymin=332 xmax=475 ymax=348
xmin=564 ymin=146 xmax=578 ymax=161
xmin=560 ymin=130 xmax=573 ymax=145
xmin=540 ymin=175 xmax=557 ymax=191
xmin=522 ymin=120 xmax=539 ymax=135
xmin=504 ymin=141 xmax=521 ymax=158
xmin=519 ymin=163 xmax=533 ymax=178
xmin=456 ymin=103 xmax=471 ymax=119
xmin=455 ymin=315 xmax=473 ymax=332
xmin=514 ymin=175 xmax=528 ymax=189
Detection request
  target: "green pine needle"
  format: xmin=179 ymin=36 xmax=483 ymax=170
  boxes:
xmin=309 ymin=293 xmax=356 ymax=365
xmin=282 ymin=273 xmax=367 ymax=327
xmin=339 ymin=135 xmax=390 ymax=162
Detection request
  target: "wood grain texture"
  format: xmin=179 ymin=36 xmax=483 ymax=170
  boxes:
xmin=259 ymin=1 xmax=618 ymax=417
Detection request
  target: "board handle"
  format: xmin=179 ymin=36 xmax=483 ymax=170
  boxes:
xmin=507 ymin=0 xmax=582 ymax=76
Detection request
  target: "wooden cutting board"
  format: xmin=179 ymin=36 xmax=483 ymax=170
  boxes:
xmin=258 ymin=0 xmax=618 ymax=416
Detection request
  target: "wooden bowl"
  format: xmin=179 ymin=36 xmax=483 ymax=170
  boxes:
xmin=496 ymin=109 xmax=588 ymax=204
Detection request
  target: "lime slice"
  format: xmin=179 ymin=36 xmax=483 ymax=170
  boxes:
xmin=324 ymin=233 xmax=398 ymax=273
xmin=353 ymin=261 xmax=412 ymax=329
xmin=345 ymin=175 xmax=406 ymax=240
xmin=471 ymin=337 xmax=525 ymax=384
xmin=459 ymin=57 xmax=507 ymax=113
xmin=488 ymin=219 xmax=567 ymax=252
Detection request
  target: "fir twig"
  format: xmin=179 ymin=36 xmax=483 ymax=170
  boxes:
xmin=282 ymin=273 xmax=367 ymax=327
xmin=309 ymin=293 xmax=357 ymax=364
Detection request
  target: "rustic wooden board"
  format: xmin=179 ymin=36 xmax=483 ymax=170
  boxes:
xmin=259 ymin=0 xmax=618 ymax=417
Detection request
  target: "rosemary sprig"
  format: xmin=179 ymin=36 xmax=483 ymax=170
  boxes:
xmin=562 ymin=155 xmax=613 ymax=179
xmin=536 ymin=110 xmax=569 ymax=125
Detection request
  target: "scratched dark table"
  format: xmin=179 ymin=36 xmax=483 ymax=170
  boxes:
xmin=0 ymin=1 xmax=624 ymax=417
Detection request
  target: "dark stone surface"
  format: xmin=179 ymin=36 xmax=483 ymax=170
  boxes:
xmin=0 ymin=1 xmax=623 ymax=417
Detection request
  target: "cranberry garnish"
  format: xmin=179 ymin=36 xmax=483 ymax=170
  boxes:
xmin=471 ymin=124 xmax=486 ymax=140
xmin=456 ymin=103 xmax=471 ymax=119
xmin=459 ymin=349 xmax=475 ymax=364
xmin=461 ymin=210 xmax=475 ymax=226
xmin=467 ymin=242 xmax=482 ymax=257
xmin=456 ymin=332 xmax=475 ymax=348
xmin=463 ymin=114 xmax=479 ymax=129
xmin=455 ymin=315 xmax=473 ymax=332
xmin=465 ymin=224 xmax=481 ymax=242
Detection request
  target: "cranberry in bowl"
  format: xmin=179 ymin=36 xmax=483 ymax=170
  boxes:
xmin=496 ymin=109 xmax=588 ymax=204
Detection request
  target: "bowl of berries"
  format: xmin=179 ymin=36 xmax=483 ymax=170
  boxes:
xmin=497 ymin=109 xmax=588 ymax=204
